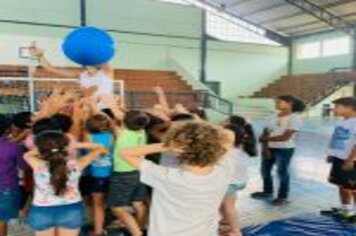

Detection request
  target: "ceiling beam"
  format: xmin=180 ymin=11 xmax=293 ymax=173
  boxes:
xmin=225 ymin=0 xmax=250 ymax=8
xmin=277 ymin=12 xmax=356 ymax=32
xmin=258 ymin=0 xmax=355 ymax=25
xmin=289 ymin=26 xmax=334 ymax=36
xmin=285 ymin=0 xmax=355 ymax=36
xmin=241 ymin=3 xmax=287 ymax=17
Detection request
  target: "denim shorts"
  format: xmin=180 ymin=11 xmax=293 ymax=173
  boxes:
xmin=28 ymin=202 xmax=84 ymax=231
xmin=0 ymin=187 xmax=21 ymax=221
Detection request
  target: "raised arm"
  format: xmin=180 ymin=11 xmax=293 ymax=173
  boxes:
xmin=29 ymin=42 xmax=80 ymax=78
xmin=101 ymin=64 xmax=115 ymax=80
xmin=154 ymin=86 xmax=171 ymax=115
xmin=120 ymin=143 xmax=167 ymax=169
xmin=77 ymin=147 xmax=108 ymax=170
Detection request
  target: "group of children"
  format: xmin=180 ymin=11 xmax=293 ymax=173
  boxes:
xmin=0 ymin=44 xmax=355 ymax=236
xmin=0 ymin=76 xmax=258 ymax=236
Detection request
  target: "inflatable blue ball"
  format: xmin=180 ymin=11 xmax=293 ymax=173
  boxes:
xmin=62 ymin=27 xmax=115 ymax=66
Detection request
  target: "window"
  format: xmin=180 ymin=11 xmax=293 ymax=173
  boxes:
xmin=296 ymin=42 xmax=321 ymax=59
xmin=322 ymin=37 xmax=350 ymax=57
xmin=157 ymin=0 xmax=280 ymax=45
xmin=206 ymin=12 xmax=280 ymax=46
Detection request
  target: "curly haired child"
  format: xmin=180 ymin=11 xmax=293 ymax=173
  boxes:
xmin=120 ymin=121 xmax=235 ymax=236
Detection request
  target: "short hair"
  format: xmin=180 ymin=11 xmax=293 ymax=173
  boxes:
xmin=51 ymin=114 xmax=73 ymax=133
xmin=32 ymin=118 xmax=57 ymax=135
xmin=101 ymin=108 xmax=115 ymax=119
xmin=163 ymin=121 xmax=228 ymax=167
xmin=12 ymin=112 xmax=32 ymax=129
xmin=333 ymin=97 xmax=356 ymax=110
xmin=0 ymin=114 xmax=11 ymax=136
xmin=124 ymin=110 xmax=149 ymax=131
xmin=85 ymin=114 xmax=112 ymax=133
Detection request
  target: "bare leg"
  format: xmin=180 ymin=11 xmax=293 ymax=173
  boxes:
xmin=352 ymin=191 xmax=356 ymax=207
xmin=111 ymin=207 xmax=142 ymax=236
xmin=0 ymin=221 xmax=7 ymax=236
xmin=340 ymin=188 xmax=352 ymax=205
xmin=132 ymin=201 xmax=147 ymax=230
xmin=57 ymin=227 xmax=80 ymax=236
xmin=92 ymin=193 xmax=106 ymax=235
xmin=34 ymin=228 xmax=56 ymax=236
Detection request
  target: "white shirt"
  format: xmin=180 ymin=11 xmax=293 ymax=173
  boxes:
xmin=79 ymin=70 xmax=114 ymax=108
xmin=229 ymin=148 xmax=248 ymax=185
xmin=140 ymin=156 xmax=234 ymax=236
xmin=327 ymin=117 xmax=356 ymax=160
xmin=266 ymin=114 xmax=302 ymax=149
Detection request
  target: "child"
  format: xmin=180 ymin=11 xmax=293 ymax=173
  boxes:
xmin=251 ymin=95 xmax=305 ymax=206
xmin=29 ymin=43 xmax=114 ymax=106
xmin=0 ymin=115 xmax=25 ymax=236
xmin=85 ymin=114 xmax=115 ymax=236
xmin=24 ymin=131 xmax=107 ymax=236
xmin=107 ymin=110 xmax=149 ymax=236
xmin=10 ymin=112 xmax=34 ymax=218
xmin=220 ymin=123 xmax=257 ymax=236
xmin=120 ymin=121 xmax=235 ymax=236
xmin=322 ymin=97 xmax=356 ymax=222
xmin=227 ymin=115 xmax=257 ymax=157
xmin=10 ymin=111 xmax=33 ymax=143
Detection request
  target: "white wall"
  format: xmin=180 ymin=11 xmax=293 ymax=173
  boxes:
xmin=0 ymin=0 xmax=288 ymax=100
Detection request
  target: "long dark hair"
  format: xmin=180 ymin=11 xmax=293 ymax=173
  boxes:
xmin=227 ymin=116 xmax=258 ymax=157
xmin=35 ymin=131 xmax=70 ymax=196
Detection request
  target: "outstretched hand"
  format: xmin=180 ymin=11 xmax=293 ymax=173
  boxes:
xmin=29 ymin=42 xmax=44 ymax=58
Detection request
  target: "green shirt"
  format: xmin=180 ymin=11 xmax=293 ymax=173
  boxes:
xmin=114 ymin=129 xmax=147 ymax=172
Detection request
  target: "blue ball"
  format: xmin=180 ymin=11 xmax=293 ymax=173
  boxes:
xmin=62 ymin=27 xmax=115 ymax=66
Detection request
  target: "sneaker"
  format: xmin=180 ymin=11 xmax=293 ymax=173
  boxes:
xmin=320 ymin=207 xmax=341 ymax=216
xmin=250 ymin=192 xmax=273 ymax=199
xmin=271 ymin=198 xmax=288 ymax=206
xmin=338 ymin=210 xmax=356 ymax=220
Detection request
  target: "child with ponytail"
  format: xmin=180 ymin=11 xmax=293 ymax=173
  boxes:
xmin=220 ymin=119 xmax=257 ymax=236
xmin=24 ymin=131 xmax=107 ymax=236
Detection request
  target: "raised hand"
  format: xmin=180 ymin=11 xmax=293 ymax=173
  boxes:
xmin=28 ymin=41 xmax=44 ymax=58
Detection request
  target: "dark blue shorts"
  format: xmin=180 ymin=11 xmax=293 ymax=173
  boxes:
xmin=90 ymin=177 xmax=110 ymax=194
xmin=0 ymin=187 xmax=21 ymax=221
xmin=28 ymin=202 xmax=84 ymax=231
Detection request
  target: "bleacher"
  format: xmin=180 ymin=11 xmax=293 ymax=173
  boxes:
xmin=253 ymin=71 xmax=356 ymax=105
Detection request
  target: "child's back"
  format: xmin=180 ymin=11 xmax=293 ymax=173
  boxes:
xmin=89 ymin=131 xmax=114 ymax=177
xmin=141 ymin=156 xmax=234 ymax=236
xmin=121 ymin=121 xmax=235 ymax=236
xmin=114 ymin=128 xmax=146 ymax=172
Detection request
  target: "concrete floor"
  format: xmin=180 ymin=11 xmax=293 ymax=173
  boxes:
xmin=8 ymin=119 xmax=341 ymax=235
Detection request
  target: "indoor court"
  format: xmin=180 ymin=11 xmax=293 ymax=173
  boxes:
xmin=0 ymin=0 xmax=356 ymax=236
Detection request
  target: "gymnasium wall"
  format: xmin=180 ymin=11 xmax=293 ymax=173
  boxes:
xmin=292 ymin=31 xmax=353 ymax=74
xmin=0 ymin=0 xmax=288 ymax=100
